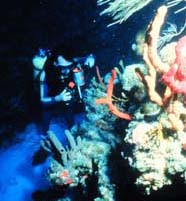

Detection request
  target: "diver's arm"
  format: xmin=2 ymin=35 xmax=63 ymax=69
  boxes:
xmin=40 ymin=71 xmax=72 ymax=105
xmin=73 ymin=54 xmax=95 ymax=68
xmin=40 ymin=71 xmax=54 ymax=104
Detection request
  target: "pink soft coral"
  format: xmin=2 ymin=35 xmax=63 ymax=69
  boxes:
xmin=142 ymin=6 xmax=186 ymax=131
xmin=162 ymin=36 xmax=186 ymax=95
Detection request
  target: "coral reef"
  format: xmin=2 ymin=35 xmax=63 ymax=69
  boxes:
xmin=124 ymin=111 xmax=186 ymax=194
xmin=44 ymin=67 xmax=134 ymax=200
xmin=45 ymin=3 xmax=186 ymax=200
xmin=43 ymin=128 xmax=115 ymax=200
xmin=141 ymin=6 xmax=186 ymax=131
xmin=123 ymin=5 xmax=186 ymax=195
xmin=94 ymin=3 xmax=186 ymax=196
xmin=45 ymin=130 xmax=111 ymax=187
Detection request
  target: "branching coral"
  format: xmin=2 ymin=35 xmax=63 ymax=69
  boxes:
xmin=158 ymin=21 xmax=186 ymax=49
xmin=166 ymin=0 xmax=186 ymax=13
xmin=97 ymin=0 xmax=186 ymax=26
xmin=95 ymin=69 xmax=132 ymax=120
xmin=97 ymin=0 xmax=153 ymax=26
xmin=121 ymin=5 xmax=186 ymax=195
xmin=141 ymin=5 xmax=186 ymax=131
xmin=43 ymin=3 xmax=186 ymax=199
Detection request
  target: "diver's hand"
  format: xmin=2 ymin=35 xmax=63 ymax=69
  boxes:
xmin=84 ymin=54 xmax=95 ymax=68
xmin=55 ymin=89 xmax=72 ymax=102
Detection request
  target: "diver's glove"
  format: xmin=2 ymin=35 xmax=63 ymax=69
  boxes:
xmin=84 ymin=54 xmax=95 ymax=68
xmin=54 ymin=89 xmax=72 ymax=102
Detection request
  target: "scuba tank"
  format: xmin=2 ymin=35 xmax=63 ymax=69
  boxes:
xmin=72 ymin=65 xmax=85 ymax=100
xmin=32 ymin=48 xmax=48 ymax=99
xmin=32 ymin=48 xmax=51 ymax=79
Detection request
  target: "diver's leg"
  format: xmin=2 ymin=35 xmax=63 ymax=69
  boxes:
xmin=65 ymin=105 xmax=74 ymax=129
xmin=33 ymin=109 xmax=52 ymax=165
xmin=39 ymin=108 xmax=52 ymax=136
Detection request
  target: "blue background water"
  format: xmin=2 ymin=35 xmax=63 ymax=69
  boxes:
xmin=0 ymin=0 xmax=186 ymax=200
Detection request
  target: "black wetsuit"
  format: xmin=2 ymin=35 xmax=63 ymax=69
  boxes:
xmin=41 ymin=60 xmax=85 ymax=132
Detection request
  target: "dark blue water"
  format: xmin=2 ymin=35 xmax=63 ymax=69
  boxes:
xmin=0 ymin=124 xmax=50 ymax=201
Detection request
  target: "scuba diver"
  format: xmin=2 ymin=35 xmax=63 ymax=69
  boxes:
xmin=33 ymin=48 xmax=95 ymax=135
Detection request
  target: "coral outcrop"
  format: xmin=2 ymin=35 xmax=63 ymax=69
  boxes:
xmin=44 ymin=3 xmax=186 ymax=200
